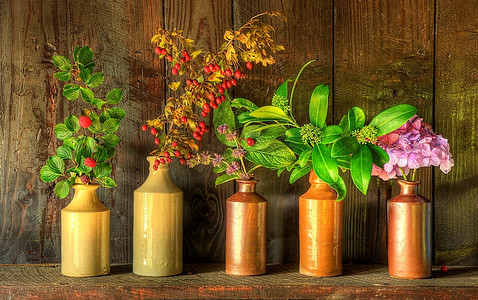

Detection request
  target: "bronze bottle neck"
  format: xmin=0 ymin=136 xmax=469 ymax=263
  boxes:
xmin=398 ymin=180 xmax=420 ymax=195
xmin=236 ymin=180 xmax=258 ymax=193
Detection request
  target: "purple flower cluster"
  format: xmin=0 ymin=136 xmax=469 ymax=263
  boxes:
xmin=372 ymin=115 xmax=454 ymax=181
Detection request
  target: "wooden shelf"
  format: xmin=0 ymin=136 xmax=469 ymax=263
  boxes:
xmin=1 ymin=264 xmax=477 ymax=299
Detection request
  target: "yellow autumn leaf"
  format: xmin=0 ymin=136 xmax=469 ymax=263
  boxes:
xmin=168 ymin=81 xmax=181 ymax=91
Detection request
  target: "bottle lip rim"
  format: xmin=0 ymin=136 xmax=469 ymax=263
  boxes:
xmin=235 ymin=179 xmax=258 ymax=183
xmin=397 ymin=179 xmax=421 ymax=185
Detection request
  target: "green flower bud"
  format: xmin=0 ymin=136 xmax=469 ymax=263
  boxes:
xmin=300 ymin=123 xmax=322 ymax=147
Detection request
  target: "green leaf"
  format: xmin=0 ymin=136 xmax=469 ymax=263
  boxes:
xmin=215 ymin=174 xmax=239 ymax=186
xmin=369 ymin=104 xmax=417 ymax=136
xmin=312 ymin=144 xmax=338 ymax=184
xmin=89 ymin=120 xmax=101 ymax=133
xmin=57 ymin=146 xmax=73 ymax=160
xmin=298 ymin=148 xmax=312 ymax=168
xmin=79 ymin=87 xmax=94 ymax=103
xmin=85 ymin=137 xmax=96 ymax=153
xmin=102 ymin=134 xmax=120 ymax=146
xmin=77 ymin=46 xmax=93 ymax=65
xmin=367 ymin=144 xmax=389 ymax=168
xmin=277 ymin=167 xmax=286 ymax=177
xmin=337 ymin=155 xmax=352 ymax=170
xmin=106 ymin=89 xmax=123 ymax=104
xmin=213 ymin=98 xmax=236 ymax=147
xmin=79 ymin=64 xmax=91 ymax=83
xmin=309 ymin=84 xmax=329 ymax=129
xmin=105 ymin=145 xmax=115 ymax=159
xmin=54 ymin=124 xmax=73 ymax=140
xmin=331 ymin=136 xmax=360 ymax=157
xmin=40 ymin=165 xmax=60 ymax=182
xmin=46 ymin=155 xmax=65 ymax=174
xmin=351 ymin=145 xmax=373 ymax=195
xmin=338 ymin=115 xmax=349 ymax=132
xmin=65 ymin=115 xmax=80 ymax=132
xmin=231 ymin=98 xmax=259 ymax=112
xmin=52 ymin=55 xmax=71 ymax=71
xmin=54 ymin=71 xmax=71 ymax=81
xmin=275 ymin=79 xmax=290 ymax=100
xmin=329 ymin=176 xmax=347 ymax=201
xmin=249 ymin=106 xmax=293 ymax=122
xmin=289 ymin=163 xmax=312 ymax=184
xmin=92 ymin=98 xmax=106 ymax=110
xmin=284 ymin=128 xmax=310 ymax=154
xmin=100 ymin=177 xmax=116 ymax=188
xmin=63 ymin=137 xmax=78 ymax=149
xmin=94 ymin=145 xmax=108 ymax=163
xmin=99 ymin=110 xmax=111 ymax=123
xmin=245 ymin=140 xmax=296 ymax=170
xmin=90 ymin=111 xmax=100 ymax=121
xmin=55 ymin=180 xmax=70 ymax=199
xmin=62 ymin=84 xmax=80 ymax=100
xmin=102 ymin=118 xmax=120 ymax=133
xmin=107 ymin=107 xmax=125 ymax=120
xmin=87 ymin=72 xmax=104 ymax=88
xmin=321 ymin=125 xmax=344 ymax=144
xmin=77 ymin=156 xmax=93 ymax=174
xmin=95 ymin=162 xmax=112 ymax=178
xmin=240 ymin=125 xmax=286 ymax=150
xmin=348 ymin=107 xmax=366 ymax=131
xmin=73 ymin=46 xmax=80 ymax=63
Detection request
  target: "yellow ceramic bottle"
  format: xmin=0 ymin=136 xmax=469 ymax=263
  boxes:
xmin=133 ymin=156 xmax=183 ymax=276
xmin=61 ymin=183 xmax=110 ymax=277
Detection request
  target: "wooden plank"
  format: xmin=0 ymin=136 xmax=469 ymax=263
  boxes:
xmin=434 ymin=0 xmax=478 ymax=265
xmin=233 ymin=0 xmax=334 ymax=264
xmin=0 ymin=264 xmax=477 ymax=299
xmin=334 ymin=0 xmax=435 ymax=263
xmin=164 ymin=0 xmax=233 ymax=263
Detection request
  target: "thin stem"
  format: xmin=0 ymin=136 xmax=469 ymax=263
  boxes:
xmin=399 ymin=167 xmax=408 ymax=181
xmin=289 ymin=59 xmax=317 ymax=123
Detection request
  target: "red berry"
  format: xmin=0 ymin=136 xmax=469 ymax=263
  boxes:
xmin=209 ymin=64 xmax=215 ymax=72
xmin=204 ymin=126 xmax=210 ymax=133
xmin=166 ymin=157 xmax=172 ymax=163
xmin=174 ymin=63 xmax=180 ymax=69
xmin=154 ymin=138 xmax=160 ymax=145
xmin=174 ymin=150 xmax=181 ymax=157
xmin=216 ymin=97 xmax=221 ymax=105
xmin=171 ymin=68 xmax=178 ymax=75
xmin=154 ymin=159 xmax=160 ymax=166
xmin=154 ymin=47 xmax=162 ymax=55
xmin=218 ymin=87 xmax=224 ymax=94
xmin=241 ymin=71 xmax=246 ymax=78
xmin=79 ymin=116 xmax=92 ymax=128
xmin=164 ymin=151 xmax=170 ymax=157
xmin=161 ymin=48 xmax=167 ymax=55
xmin=204 ymin=67 xmax=210 ymax=74
xmin=192 ymin=132 xmax=199 ymax=139
xmin=226 ymin=81 xmax=232 ymax=88
xmin=196 ymin=135 xmax=202 ymax=141
xmin=441 ymin=266 xmax=448 ymax=273
xmin=220 ymin=70 xmax=225 ymax=75
xmin=80 ymin=175 xmax=90 ymax=184
xmin=181 ymin=116 xmax=188 ymax=123
xmin=84 ymin=157 xmax=97 ymax=168
xmin=166 ymin=55 xmax=173 ymax=61
xmin=153 ymin=165 xmax=158 ymax=171
xmin=195 ymin=126 xmax=201 ymax=132
xmin=151 ymin=127 xmax=157 ymax=135
xmin=231 ymin=79 xmax=237 ymax=85
xmin=188 ymin=152 xmax=192 ymax=159
xmin=179 ymin=158 xmax=186 ymax=165
xmin=201 ymin=111 xmax=207 ymax=117
xmin=220 ymin=95 xmax=226 ymax=101
xmin=186 ymin=79 xmax=193 ymax=85
xmin=234 ymin=70 xmax=242 ymax=78
xmin=182 ymin=50 xmax=188 ymax=56
xmin=210 ymin=102 xmax=218 ymax=109
xmin=184 ymin=54 xmax=190 ymax=61
xmin=208 ymin=93 xmax=215 ymax=101
xmin=141 ymin=124 xmax=148 ymax=131
xmin=222 ymin=82 xmax=228 ymax=89
xmin=159 ymin=158 xmax=166 ymax=164
xmin=214 ymin=64 xmax=220 ymax=71
xmin=199 ymin=121 xmax=206 ymax=128
xmin=225 ymin=69 xmax=232 ymax=76
xmin=199 ymin=130 xmax=204 ymax=136
xmin=246 ymin=62 xmax=253 ymax=69
xmin=180 ymin=57 xmax=186 ymax=64
xmin=171 ymin=141 xmax=178 ymax=147
xmin=193 ymin=79 xmax=199 ymax=86
xmin=247 ymin=138 xmax=255 ymax=146
xmin=203 ymin=103 xmax=210 ymax=111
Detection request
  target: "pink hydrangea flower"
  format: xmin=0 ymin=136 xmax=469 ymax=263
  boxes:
xmin=371 ymin=115 xmax=454 ymax=181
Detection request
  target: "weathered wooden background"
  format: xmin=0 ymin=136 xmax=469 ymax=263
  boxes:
xmin=0 ymin=0 xmax=477 ymax=266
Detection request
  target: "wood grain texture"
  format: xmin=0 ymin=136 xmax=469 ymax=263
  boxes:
xmin=233 ymin=0 xmax=334 ymax=264
xmin=334 ymin=0 xmax=435 ymax=263
xmin=0 ymin=264 xmax=477 ymax=299
xmin=434 ymin=0 xmax=478 ymax=265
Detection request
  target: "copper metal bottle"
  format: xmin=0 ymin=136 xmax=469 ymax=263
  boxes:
xmin=388 ymin=180 xmax=431 ymax=279
xmin=225 ymin=180 xmax=267 ymax=276
xmin=299 ymin=171 xmax=343 ymax=277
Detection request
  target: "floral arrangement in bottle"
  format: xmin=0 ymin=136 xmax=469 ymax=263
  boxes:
xmin=40 ymin=46 xmax=124 ymax=198
xmin=371 ymin=115 xmax=454 ymax=181
xmin=141 ymin=12 xmax=286 ymax=170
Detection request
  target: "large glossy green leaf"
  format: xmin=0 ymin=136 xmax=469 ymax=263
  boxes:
xmin=289 ymin=163 xmax=312 ymax=184
xmin=329 ymin=175 xmax=347 ymax=201
xmin=331 ymin=136 xmax=359 ymax=157
xmin=351 ymin=145 xmax=373 ymax=195
xmin=240 ymin=125 xmax=285 ymax=150
xmin=367 ymin=144 xmax=389 ymax=168
xmin=215 ymin=174 xmax=239 ymax=186
xmin=312 ymin=144 xmax=338 ymax=184
xmin=106 ymin=89 xmax=123 ymax=104
xmin=107 ymin=107 xmax=125 ymax=120
xmin=245 ymin=140 xmax=296 ymax=170
xmin=65 ymin=115 xmax=80 ymax=132
xmin=213 ymin=98 xmax=236 ymax=147
xmin=231 ymin=98 xmax=258 ymax=112
xmin=62 ymin=84 xmax=80 ymax=100
xmin=54 ymin=124 xmax=73 ymax=140
xmin=298 ymin=148 xmax=312 ymax=168
xmin=46 ymin=156 xmax=65 ymax=174
xmin=337 ymin=155 xmax=352 ymax=170
xmin=54 ymin=71 xmax=71 ymax=81
xmin=87 ymin=72 xmax=104 ymax=88
xmin=52 ymin=55 xmax=71 ymax=71
xmin=40 ymin=165 xmax=61 ymax=182
xmin=321 ymin=125 xmax=343 ymax=144
xmin=54 ymin=180 xmax=70 ymax=199
xmin=95 ymin=162 xmax=112 ymax=178
xmin=102 ymin=134 xmax=120 ymax=146
xmin=102 ymin=118 xmax=120 ymax=133
xmin=56 ymin=145 xmax=73 ymax=160
xmin=369 ymin=104 xmax=417 ymax=136
xmin=309 ymin=84 xmax=329 ymax=129
xmin=77 ymin=46 xmax=93 ymax=65
xmin=348 ymin=107 xmax=365 ymax=131
xmin=249 ymin=106 xmax=292 ymax=122
xmin=80 ymin=87 xmax=94 ymax=103
xmin=284 ymin=128 xmax=310 ymax=154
